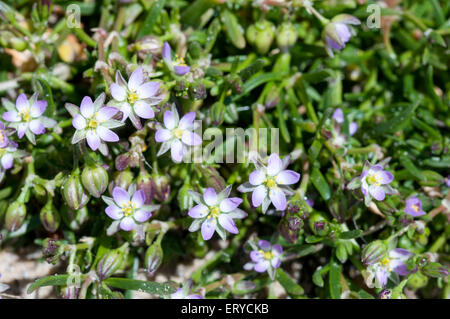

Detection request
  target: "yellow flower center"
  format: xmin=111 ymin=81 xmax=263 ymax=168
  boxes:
xmin=19 ymin=108 xmax=31 ymax=122
xmin=128 ymin=92 xmax=139 ymax=105
xmin=380 ymin=257 xmax=390 ymax=266
xmin=175 ymin=54 xmax=187 ymax=66
xmin=209 ymin=207 xmax=220 ymax=219
xmin=259 ymin=250 xmax=274 ymax=260
xmin=121 ymin=200 xmax=136 ymax=217
xmin=367 ymin=173 xmax=381 ymax=187
xmin=412 ymin=204 xmax=420 ymax=212
xmin=0 ymin=132 xmax=4 ymax=144
xmin=174 ymin=128 xmax=184 ymax=139
xmin=88 ymin=118 xmax=98 ymax=129
xmin=265 ymin=178 xmax=277 ymax=189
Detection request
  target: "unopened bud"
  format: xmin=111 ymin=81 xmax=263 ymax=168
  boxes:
xmin=110 ymin=169 xmax=134 ymax=193
xmin=362 ymin=240 xmax=387 ymax=266
xmin=137 ymin=173 xmax=155 ymax=204
xmin=276 ymin=22 xmax=298 ymax=49
xmin=4 ymin=201 xmax=27 ymax=231
xmin=145 ymin=242 xmax=164 ymax=276
xmin=153 ymin=174 xmax=171 ymax=202
xmin=421 ymin=262 xmax=449 ymax=278
xmin=40 ymin=201 xmax=61 ymax=233
xmin=96 ymin=248 xmax=126 ymax=281
xmin=246 ymin=20 xmax=275 ymax=55
xmin=309 ymin=213 xmax=329 ymax=237
xmin=62 ymin=172 xmax=90 ymax=210
xmin=60 ymin=206 xmax=89 ymax=231
xmin=61 ymin=286 xmax=79 ymax=299
xmin=81 ymin=165 xmax=109 ymax=198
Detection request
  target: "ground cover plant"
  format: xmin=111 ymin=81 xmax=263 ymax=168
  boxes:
xmin=0 ymin=0 xmax=449 ymax=299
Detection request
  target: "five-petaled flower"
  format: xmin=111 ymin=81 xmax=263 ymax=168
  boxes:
xmin=363 ymin=248 xmax=413 ymax=289
xmin=237 ymin=153 xmax=300 ymax=213
xmin=65 ymin=93 xmax=124 ymax=155
xmin=102 ymin=185 xmax=160 ymax=231
xmin=244 ymin=240 xmax=283 ymax=279
xmin=323 ymin=14 xmax=361 ymax=57
xmin=0 ymin=141 xmax=24 ymax=183
xmin=162 ymin=42 xmax=190 ymax=76
xmin=2 ymin=93 xmax=56 ymax=144
xmin=188 ymin=186 xmax=247 ymax=241
xmin=155 ymin=106 xmax=202 ymax=163
xmin=109 ymin=67 xmax=165 ymax=130
xmin=405 ymin=196 xmax=426 ymax=217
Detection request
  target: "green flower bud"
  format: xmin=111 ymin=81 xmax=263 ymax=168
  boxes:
xmin=60 ymin=206 xmax=89 ymax=231
xmin=111 ymin=169 xmax=134 ymax=192
xmin=421 ymin=262 xmax=449 ymax=278
xmin=10 ymin=37 xmax=27 ymax=51
xmin=4 ymin=201 xmax=27 ymax=231
xmin=96 ymin=247 xmax=126 ymax=281
xmin=309 ymin=212 xmax=330 ymax=237
xmin=40 ymin=201 xmax=61 ymax=233
xmin=246 ymin=20 xmax=275 ymax=55
xmin=145 ymin=242 xmax=164 ymax=276
xmin=62 ymin=172 xmax=90 ymax=210
xmin=81 ymin=165 xmax=109 ymax=198
xmin=276 ymin=22 xmax=298 ymax=49
xmin=178 ymin=182 xmax=193 ymax=211
xmin=361 ymin=240 xmax=387 ymax=266
xmin=153 ymin=174 xmax=171 ymax=202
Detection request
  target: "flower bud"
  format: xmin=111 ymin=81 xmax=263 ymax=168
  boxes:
xmin=153 ymin=174 xmax=171 ymax=202
xmin=42 ymin=238 xmax=61 ymax=264
xmin=145 ymin=242 xmax=164 ymax=276
xmin=276 ymin=22 xmax=298 ymax=49
xmin=4 ymin=201 xmax=27 ymax=231
xmin=137 ymin=172 xmax=155 ymax=204
xmin=110 ymin=169 xmax=134 ymax=193
xmin=309 ymin=213 xmax=330 ymax=237
xmin=40 ymin=201 xmax=61 ymax=233
xmin=96 ymin=248 xmax=126 ymax=281
xmin=421 ymin=262 xmax=449 ymax=278
xmin=62 ymin=172 xmax=90 ymax=210
xmin=10 ymin=37 xmax=27 ymax=52
xmin=361 ymin=240 xmax=387 ymax=266
xmin=81 ymin=165 xmax=109 ymax=198
xmin=246 ymin=20 xmax=275 ymax=55
xmin=60 ymin=206 xmax=89 ymax=231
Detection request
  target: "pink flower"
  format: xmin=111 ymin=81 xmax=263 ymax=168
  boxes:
xmin=404 ymin=196 xmax=426 ymax=217
xmin=237 ymin=153 xmax=300 ymax=213
xmin=360 ymin=162 xmax=394 ymax=203
xmin=2 ymin=93 xmax=56 ymax=144
xmin=244 ymin=240 xmax=283 ymax=279
xmin=109 ymin=67 xmax=165 ymax=129
xmin=155 ymin=106 xmax=202 ymax=163
xmin=65 ymin=93 xmax=124 ymax=155
xmin=188 ymin=186 xmax=247 ymax=241
xmin=162 ymin=42 xmax=190 ymax=76
xmin=102 ymin=185 xmax=160 ymax=231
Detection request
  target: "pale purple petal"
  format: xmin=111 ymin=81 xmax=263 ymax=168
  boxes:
xmin=250 ymin=250 xmax=263 ymax=262
xmin=16 ymin=93 xmax=29 ymax=111
xmin=170 ymin=139 xmax=183 ymax=162
xmin=375 ymin=268 xmax=388 ymax=287
xmin=271 ymin=257 xmax=281 ymax=268
xmin=335 ymin=23 xmax=351 ymax=43
xmin=201 ymin=219 xmax=216 ymax=240
xmin=1 ymin=153 xmax=13 ymax=169
xmin=276 ymin=170 xmax=300 ymax=185
xmin=29 ymin=120 xmax=45 ymax=135
xmin=17 ymin=123 xmax=28 ymax=138
xmin=80 ymin=96 xmax=94 ymax=118
xmin=162 ymin=42 xmax=172 ymax=63
xmin=179 ymin=112 xmax=196 ymax=129
xmin=181 ymin=131 xmax=202 ymax=146
xmin=269 ymin=187 xmax=287 ymax=210
xmin=73 ymin=114 xmax=86 ymax=130
xmin=137 ymin=82 xmax=159 ymax=99
xmin=134 ymin=209 xmax=152 ymax=223
xmin=120 ymin=217 xmax=136 ymax=231
xmin=105 ymin=206 xmax=123 ymax=220
xmin=3 ymin=111 xmax=20 ymax=122
xmin=113 ymin=187 xmax=130 ymax=206
xmin=332 ymin=108 xmax=344 ymax=124
xmin=326 ymin=36 xmax=343 ymax=50
xmin=267 ymin=153 xmax=282 ymax=176
xmin=164 ymin=110 xmax=176 ymax=130
xmin=188 ymin=204 xmax=209 ymax=218
xmin=249 ymin=170 xmax=265 ymax=186
xmin=174 ymin=65 xmax=190 ymax=75
xmin=361 ymin=181 xmax=368 ymax=196
xmin=86 ymin=130 xmax=100 ymax=150
xmin=30 ymin=100 xmax=47 ymax=117
xmin=369 ymin=185 xmax=385 ymax=201
xmin=219 ymin=198 xmax=242 ymax=213
xmin=218 ymin=214 xmax=238 ymax=234
xmin=405 ymin=196 xmax=425 ymax=217
xmin=97 ymin=107 xmax=118 ymax=121
xmin=272 ymin=244 xmax=283 ymax=255
xmin=131 ymin=190 xmax=145 ymax=208
xmin=254 ymin=261 xmax=269 ymax=273
xmin=392 ymin=263 xmax=409 ymax=276
xmin=389 ymin=248 xmax=412 ymax=260
xmin=110 ymin=83 xmax=126 ymax=102
xmin=155 ymin=129 xmax=172 ymax=142
xmin=258 ymin=240 xmax=271 ymax=251
xmin=378 ymin=170 xmax=394 ymax=184
xmin=252 ymin=185 xmax=267 ymax=207
xmin=349 ymin=122 xmax=358 ymax=136
xmin=128 ymin=68 xmax=143 ymax=92
xmin=97 ymin=127 xmax=119 ymax=142
xmin=203 ymin=187 xmax=218 ymax=206
xmin=134 ymin=101 xmax=155 ymax=119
